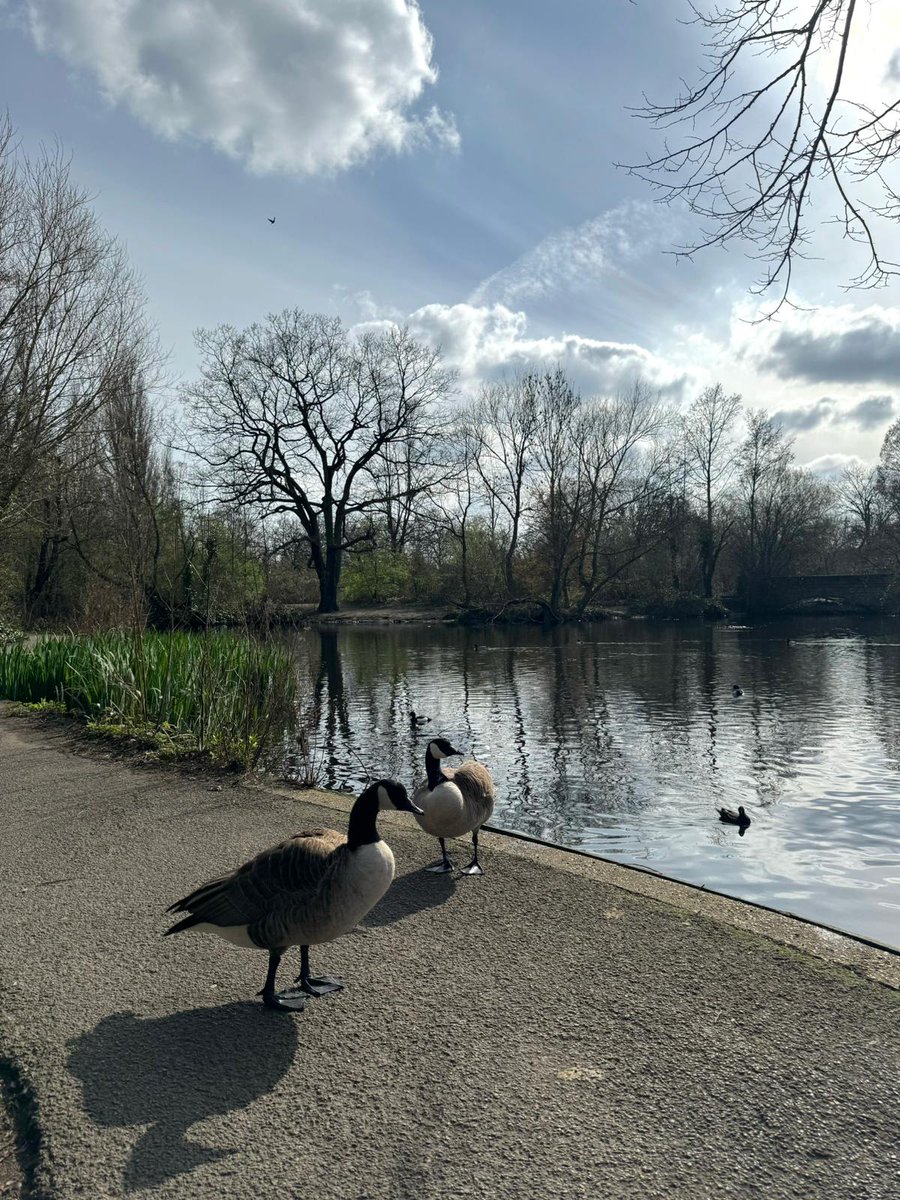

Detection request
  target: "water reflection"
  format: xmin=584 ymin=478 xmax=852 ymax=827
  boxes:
xmin=286 ymin=617 xmax=900 ymax=949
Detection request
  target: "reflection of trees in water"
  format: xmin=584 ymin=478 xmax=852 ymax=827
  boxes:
xmin=494 ymin=646 xmax=533 ymax=827
xmin=313 ymin=631 xmax=350 ymax=787
xmin=860 ymin=640 xmax=900 ymax=771
xmin=294 ymin=621 xmax=899 ymax=847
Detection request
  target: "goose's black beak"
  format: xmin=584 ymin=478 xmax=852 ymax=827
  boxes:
xmin=392 ymin=790 xmax=423 ymax=815
xmin=448 ymin=745 xmax=464 ymax=757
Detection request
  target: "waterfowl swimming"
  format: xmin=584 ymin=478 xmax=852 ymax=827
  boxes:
xmin=719 ymin=805 xmax=751 ymax=827
xmin=410 ymin=710 xmax=431 ymax=726
xmin=732 ymin=683 xmax=744 ymax=697
xmin=164 ymin=779 xmax=420 ymax=1012
xmin=414 ymin=737 xmax=495 ymax=875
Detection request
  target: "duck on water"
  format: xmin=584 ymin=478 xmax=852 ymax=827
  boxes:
xmin=414 ymin=737 xmax=495 ymax=875
xmin=165 ymin=779 xmax=420 ymax=1012
xmin=719 ymin=805 xmax=751 ymax=828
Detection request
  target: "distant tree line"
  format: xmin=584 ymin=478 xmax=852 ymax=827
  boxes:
xmin=0 ymin=117 xmax=895 ymax=630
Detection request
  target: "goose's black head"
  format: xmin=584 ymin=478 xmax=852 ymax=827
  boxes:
xmin=381 ymin=779 xmax=421 ymax=814
xmin=349 ymin=779 xmax=422 ymax=847
xmin=428 ymin=737 xmax=462 ymax=761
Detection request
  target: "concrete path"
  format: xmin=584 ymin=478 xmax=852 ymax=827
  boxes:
xmin=1 ymin=715 xmax=898 ymax=1200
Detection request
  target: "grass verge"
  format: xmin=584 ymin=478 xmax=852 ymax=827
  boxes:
xmin=0 ymin=632 xmax=298 ymax=772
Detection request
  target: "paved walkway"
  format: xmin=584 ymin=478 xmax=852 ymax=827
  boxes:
xmin=1 ymin=715 xmax=898 ymax=1200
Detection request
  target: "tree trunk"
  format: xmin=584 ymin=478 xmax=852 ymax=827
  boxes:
xmin=503 ymin=546 xmax=516 ymax=596
xmin=460 ymin=526 xmax=471 ymax=607
xmin=318 ymin=545 xmax=342 ymax=613
xmin=700 ymin=516 xmax=715 ymax=597
xmin=26 ymin=536 xmax=59 ymax=621
xmin=549 ymin=567 xmax=565 ymax=615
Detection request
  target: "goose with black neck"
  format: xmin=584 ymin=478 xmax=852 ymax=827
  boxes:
xmin=413 ymin=737 xmax=496 ymax=875
xmin=165 ymin=778 xmax=421 ymax=1012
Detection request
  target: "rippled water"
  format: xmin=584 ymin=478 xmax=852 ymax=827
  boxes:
xmin=286 ymin=617 xmax=900 ymax=948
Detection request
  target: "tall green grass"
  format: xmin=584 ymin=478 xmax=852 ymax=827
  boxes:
xmin=0 ymin=631 xmax=298 ymax=770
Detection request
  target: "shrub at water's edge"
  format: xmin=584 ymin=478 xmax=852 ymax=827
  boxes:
xmin=0 ymin=632 xmax=298 ymax=771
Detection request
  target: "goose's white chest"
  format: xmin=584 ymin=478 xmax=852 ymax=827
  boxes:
xmin=330 ymin=839 xmax=396 ymax=929
xmin=415 ymin=779 xmax=470 ymax=838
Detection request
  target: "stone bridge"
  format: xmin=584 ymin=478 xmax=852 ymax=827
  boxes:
xmin=764 ymin=573 xmax=896 ymax=613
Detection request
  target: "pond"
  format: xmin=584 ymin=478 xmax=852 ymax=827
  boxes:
xmin=288 ymin=616 xmax=900 ymax=950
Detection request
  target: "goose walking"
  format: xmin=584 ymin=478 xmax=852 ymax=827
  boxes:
xmin=414 ymin=737 xmax=495 ymax=875
xmin=164 ymin=779 xmax=420 ymax=1012
xmin=719 ymin=805 xmax=751 ymax=828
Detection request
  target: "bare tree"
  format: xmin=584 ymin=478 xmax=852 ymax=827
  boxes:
xmin=838 ymin=460 xmax=881 ymax=553
xmin=184 ymin=311 xmax=454 ymax=613
xmin=570 ymin=381 xmax=669 ymax=614
xmin=470 ymin=373 xmax=542 ymax=596
xmin=683 ymin=383 xmax=743 ymax=597
xmin=737 ymin=410 xmax=794 ymax=602
xmin=65 ymin=361 xmax=175 ymax=625
xmin=530 ymin=373 xmax=669 ymax=615
xmin=426 ymin=421 xmax=485 ymax=607
xmin=0 ymin=116 xmax=155 ymax=527
xmin=656 ymin=433 xmax=692 ymax=595
xmin=627 ymin=1 xmax=900 ymax=304
xmin=378 ymin=421 xmax=442 ymax=553
xmin=532 ymin=369 xmax=583 ymax=614
xmin=747 ymin=462 xmax=833 ymax=587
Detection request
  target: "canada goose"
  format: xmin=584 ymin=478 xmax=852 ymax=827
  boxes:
xmin=732 ymin=683 xmax=744 ymax=697
xmin=164 ymin=779 xmax=421 ymax=1012
xmin=267 ymin=217 xmax=276 ymax=224
xmin=410 ymin=710 xmax=431 ymax=726
xmin=719 ymin=805 xmax=751 ymax=827
xmin=414 ymin=737 xmax=495 ymax=875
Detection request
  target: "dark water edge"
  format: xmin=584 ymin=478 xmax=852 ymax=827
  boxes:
xmin=284 ymin=615 xmax=900 ymax=949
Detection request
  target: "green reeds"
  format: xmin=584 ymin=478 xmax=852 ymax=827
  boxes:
xmin=0 ymin=631 xmax=298 ymax=770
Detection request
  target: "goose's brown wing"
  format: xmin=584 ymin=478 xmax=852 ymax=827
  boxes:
xmin=448 ymin=761 xmax=495 ymax=802
xmin=446 ymin=761 xmax=495 ymax=826
xmin=166 ymin=828 xmax=344 ymax=933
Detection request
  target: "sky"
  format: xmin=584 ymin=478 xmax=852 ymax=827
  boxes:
xmin=1 ymin=0 xmax=899 ymax=475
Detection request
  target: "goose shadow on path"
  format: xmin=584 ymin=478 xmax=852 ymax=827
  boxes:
xmin=67 ymin=1001 xmax=298 ymax=1193
xmin=362 ymin=866 xmax=457 ymax=927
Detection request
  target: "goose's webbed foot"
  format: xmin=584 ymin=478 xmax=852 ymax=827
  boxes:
xmin=459 ymin=829 xmax=484 ymax=875
xmin=258 ymin=949 xmax=308 ymax=1012
xmin=425 ymin=857 xmax=455 ymax=873
xmin=426 ymin=838 xmax=454 ymax=873
xmin=296 ymin=975 xmax=344 ymax=997
xmin=294 ymin=946 xmax=343 ymax=997
xmin=261 ymin=987 xmax=308 ymax=1012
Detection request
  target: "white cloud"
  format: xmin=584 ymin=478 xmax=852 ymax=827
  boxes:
xmin=471 ymin=200 xmax=673 ymax=308
xmin=733 ymin=302 xmax=900 ymax=386
xmin=771 ymin=393 xmax=897 ymax=435
xmin=356 ymin=301 xmax=696 ymax=398
xmin=802 ymin=453 xmax=866 ymax=480
xmin=23 ymin=0 xmax=457 ymax=174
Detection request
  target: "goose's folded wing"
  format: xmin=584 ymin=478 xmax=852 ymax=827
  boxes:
xmin=451 ymin=762 xmax=495 ymax=803
xmin=168 ymin=828 xmax=344 ymax=928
